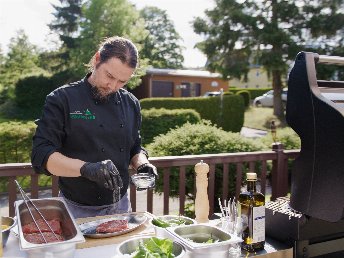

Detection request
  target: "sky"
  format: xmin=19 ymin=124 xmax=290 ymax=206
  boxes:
xmin=0 ymin=0 xmax=215 ymax=68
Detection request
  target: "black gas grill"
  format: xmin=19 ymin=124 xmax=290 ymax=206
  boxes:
xmin=266 ymin=52 xmax=344 ymax=258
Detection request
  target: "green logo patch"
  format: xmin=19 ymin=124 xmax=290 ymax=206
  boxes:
xmin=70 ymin=109 xmax=96 ymax=120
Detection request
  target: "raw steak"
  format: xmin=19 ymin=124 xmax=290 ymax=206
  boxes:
xmin=22 ymin=219 xmax=62 ymax=235
xmin=24 ymin=232 xmax=64 ymax=244
xmin=96 ymin=219 xmax=128 ymax=233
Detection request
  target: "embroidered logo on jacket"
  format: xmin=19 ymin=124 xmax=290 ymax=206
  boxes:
xmin=70 ymin=109 xmax=96 ymax=120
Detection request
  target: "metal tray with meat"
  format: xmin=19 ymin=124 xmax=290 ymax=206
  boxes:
xmin=78 ymin=213 xmax=147 ymax=238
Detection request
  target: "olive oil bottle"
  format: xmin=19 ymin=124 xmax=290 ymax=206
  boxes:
xmin=239 ymin=172 xmax=265 ymax=252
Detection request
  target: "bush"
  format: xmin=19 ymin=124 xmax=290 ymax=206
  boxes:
xmin=261 ymin=127 xmax=301 ymax=150
xmin=140 ymin=95 xmax=245 ymax=132
xmin=147 ymin=121 xmax=265 ymax=206
xmin=141 ymin=108 xmax=201 ymax=145
xmin=229 ymin=88 xmax=271 ymax=99
xmin=14 ymin=74 xmax=55 ymax=118
xmin=236 ymin=90 xmax=250 ymax=108
xmin=0 ymin=121 xmax=36 ymax=163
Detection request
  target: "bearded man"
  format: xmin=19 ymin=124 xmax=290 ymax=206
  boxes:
xmin=31 ymin=36 xmax=157 ymax=218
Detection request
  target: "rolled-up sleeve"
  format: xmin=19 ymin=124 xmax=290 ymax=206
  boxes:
xmin=31 ymin=90 xmax=66 ymax=175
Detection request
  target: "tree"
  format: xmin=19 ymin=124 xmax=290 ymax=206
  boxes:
xmin=70 ymin=0 xmax=148 ymax=89
xmin=193 ymin=0 xmax=344 ymax=120
xmin=0 ymin=30 xmax=44 ymax=100
xmin=49 ymin=0 xmax=83 ymax=70
xmin=139 ymin=6 xmax=184 ymax=69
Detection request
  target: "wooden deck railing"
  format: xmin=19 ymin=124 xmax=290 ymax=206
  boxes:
xmin=0 ymin=143 xmax=299 ymax=217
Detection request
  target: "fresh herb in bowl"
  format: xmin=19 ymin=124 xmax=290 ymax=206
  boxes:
xmin=133 ymin=237 xmax=175 ymax=258
xmin=152 ymin=217 xmax=189 ymax=228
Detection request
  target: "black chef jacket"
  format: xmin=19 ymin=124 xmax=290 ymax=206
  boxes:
xmin=31 ymin=74 xmax=145 ymax=206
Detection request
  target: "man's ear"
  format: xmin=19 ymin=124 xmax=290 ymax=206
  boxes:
xmin=94 ymin=51 xmax=101 ymax=65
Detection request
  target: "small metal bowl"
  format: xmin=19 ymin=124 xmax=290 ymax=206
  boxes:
xmin=2 ymin=216 xmax=17 ymax=247
xmin=130 ymin=173 xmax=155 ymax=191
xmin=150 ymin=215 xmax=196 ymax=238
xmin=117 ymin=236 xmax=185 ymax=257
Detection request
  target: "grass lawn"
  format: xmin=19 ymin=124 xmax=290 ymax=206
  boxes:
xmin=244 ymin=107 xmax=285 ymax=130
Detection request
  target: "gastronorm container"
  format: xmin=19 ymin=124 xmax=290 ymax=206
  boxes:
xmin=150 ymin=215 xmax=196 ymax=238
xmin=117 ymin=236 xmax=186 ymax=258
xmin=15 ymin=197 xmax=85 ymax=258
xmin=166 ymin=224 xmax=242 ymax=258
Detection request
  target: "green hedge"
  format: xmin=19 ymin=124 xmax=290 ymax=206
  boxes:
xmin=140 ymin=95 xmax=244 ymax=132
xmin=141 ymin=108 xmax=201 ymax=145
xmin=236 ymin=90 xmax=250 ymax=108
xmin=229 ymin=88 xmax=272 ymax=99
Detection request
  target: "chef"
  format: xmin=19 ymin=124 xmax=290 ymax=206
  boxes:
xmin=31 ymin=36 xmax=158 ymax=218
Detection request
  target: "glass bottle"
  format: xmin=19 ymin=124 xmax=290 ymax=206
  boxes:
xmin=239 ymin=172 xmax=265 ymax=252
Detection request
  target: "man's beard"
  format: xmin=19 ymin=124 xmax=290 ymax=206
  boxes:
xmin=90 ymin=84 xmax=115 ymax=102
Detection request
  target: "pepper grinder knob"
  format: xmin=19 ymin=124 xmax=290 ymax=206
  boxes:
xmin=194 ymin=160 xmax=209 ymax=223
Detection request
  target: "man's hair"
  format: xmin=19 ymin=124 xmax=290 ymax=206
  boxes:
xmin=87 ymin=36 xmax=138 ymax=71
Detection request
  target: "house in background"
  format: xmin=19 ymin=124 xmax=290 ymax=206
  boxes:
xmin=130 ymin=68 xmax=229 ymax=99
xmin=229 ymin=65 xmax=272 ymax=89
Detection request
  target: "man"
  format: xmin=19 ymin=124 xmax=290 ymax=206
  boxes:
xmin=31 ymin=36 xmax=157 ymax=218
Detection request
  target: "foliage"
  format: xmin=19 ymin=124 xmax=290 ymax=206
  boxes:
xmin=140 ymin=94 xmax=245 ymax=132
xmin=261 ymin=127 xmax=301 ymax=150
xmin=229 ymin=87 xmax=271 ymax=100
xmin=141 ymin=108 xmax=201 ymax=145
xmin=71 ymin=0 xmax=148 ymax=90
xmin=14 ymin=73 xmax=55 ymax=118
xmin=146 ymin=121 xmax=264 ymax=201
xmin=235 ymin=90 xmax=250 ymax=108
xmin=0 ymin=121 xmax=36 ymax=163
xmin=192 ymin=0 xmax=344 ymax=119
xmin=49 ymin=0 xmax=83 ymax=72
xmin=0 ymin=30 xmax=44 ymax=102
xmin=139 ymin=6 xmax=184 ymax=69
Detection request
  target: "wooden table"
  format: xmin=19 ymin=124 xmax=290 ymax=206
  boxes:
xmin=4 ymin=214 xmax=292 ymax=258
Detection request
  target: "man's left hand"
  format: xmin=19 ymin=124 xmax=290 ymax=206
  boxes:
xmin=136 ymin=163 xmax=158 ymax=179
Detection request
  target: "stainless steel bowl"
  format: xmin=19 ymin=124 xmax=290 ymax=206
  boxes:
xmin=166 ymin=224 xmax=242 ymax=258
xmin=150 ymin=215 xmax=196 ymax=238
xmin=117 ymin=236 xmax=185 ymax=257
xmin=15 ymin=197 xmax=85 ymax=258
xmin=2 ymin=216 xmax=16 ymax=247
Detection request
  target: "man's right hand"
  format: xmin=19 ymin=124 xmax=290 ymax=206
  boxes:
xmin=80 ymin=160 xmax=123 ymax=190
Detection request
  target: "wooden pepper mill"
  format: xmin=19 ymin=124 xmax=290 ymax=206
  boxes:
xmin=194 ymin=160 xmax=209 ymax=223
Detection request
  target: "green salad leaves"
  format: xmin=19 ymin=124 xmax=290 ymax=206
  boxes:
xmin=133 ymin=237 xmax=175 ymax=258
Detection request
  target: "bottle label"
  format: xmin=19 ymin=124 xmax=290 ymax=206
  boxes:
xmin=252 ymin=206 xmax=265 ymax=243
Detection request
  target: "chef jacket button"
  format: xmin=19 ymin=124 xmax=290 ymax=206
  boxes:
xmin=116 ymin=100 xmax=121 ymax=105
xmin=95 ymin=101 xmax=98 ymax=105
xmin=101 ymin=148 xmax=105 ymax=152
xmin=120 ymin=124 xmax=124 ymax=128
xmin=120 ymin=148 xmax=124 ymax=152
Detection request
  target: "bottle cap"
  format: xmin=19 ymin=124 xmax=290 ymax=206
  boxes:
xmin=247 ymin=172 xmax=257 ymax=181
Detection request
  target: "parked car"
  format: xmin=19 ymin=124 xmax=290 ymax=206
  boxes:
xmin=203 ymin=91 xmax=222 ymax=97
xmin=253 ymin=88 xmax=288 ymax=107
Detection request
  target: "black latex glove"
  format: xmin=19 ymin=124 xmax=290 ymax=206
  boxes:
xmin=80 ymin=160 xmax=123 ymax=190
xmin=136 ymin=163 xmax=159 ymax=179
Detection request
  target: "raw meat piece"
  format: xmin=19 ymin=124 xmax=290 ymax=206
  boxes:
xmin=22 ymin=219 xmax=62 ymax=235
xmin=96 ymin=219 xmax=128 ymax=233
xmin=24 ymin=232 xmax=64 ymax=244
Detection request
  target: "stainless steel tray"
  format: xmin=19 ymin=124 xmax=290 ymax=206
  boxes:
xmin=78 ymin=213 xmax=147 ymax=238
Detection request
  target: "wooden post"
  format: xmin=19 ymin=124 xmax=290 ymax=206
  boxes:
xmin=194 ymin=160 xmax=209 ymax=223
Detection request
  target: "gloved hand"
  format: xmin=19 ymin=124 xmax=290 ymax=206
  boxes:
xmin=136 ymin=163 xmax=159 ymax=179
xmin=80 ymin=160 xmax=123 ymax=190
